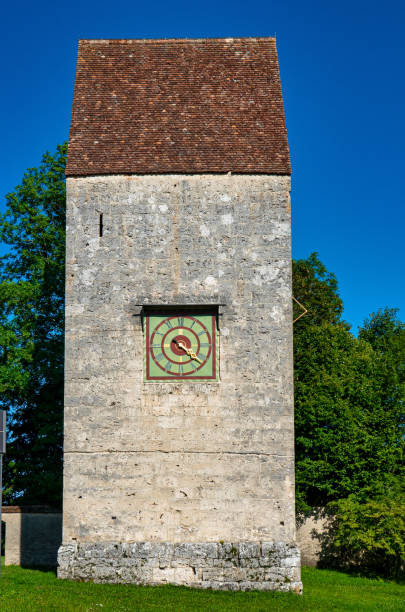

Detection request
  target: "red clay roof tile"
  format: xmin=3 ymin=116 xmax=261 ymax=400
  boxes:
xmin=66 ymin=38 xmax=291 ymax=176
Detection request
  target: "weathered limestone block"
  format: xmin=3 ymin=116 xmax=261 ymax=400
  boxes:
xmin=58 ymin=541 xmax=302 ymax=592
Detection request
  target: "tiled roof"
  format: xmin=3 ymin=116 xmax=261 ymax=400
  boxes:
xmin=66 ymin=38 xmax=291 ymax=176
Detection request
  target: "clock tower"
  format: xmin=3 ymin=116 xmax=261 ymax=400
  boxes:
xmin=58 ymin=37 xmax=302 ymax=592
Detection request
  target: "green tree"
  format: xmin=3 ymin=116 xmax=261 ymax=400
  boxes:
xmin=359 ymin=308 xmax=405 ymax=423
xmin=293 ymin=256 xmax=404 ymax=577
xmin=293 ymin=257 xmax=403 ymax=513
xmin=294 ymin=322 xmax=402 ymax=513
xmin=359 ymin=308 xmax=405 ymax=464
xmin=292 ymin=252 xmax=347 ymax=329
xmin=0 ymin=143 xmax=67 ymax=506
xmin=326 ymin=487 xmax=405 ymax=578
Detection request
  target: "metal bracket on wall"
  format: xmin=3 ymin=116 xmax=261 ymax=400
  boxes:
xmin=133 ymin=304 xmax=226 ymax=332
xmin=292 ymin=296 xmax=308 ymax=324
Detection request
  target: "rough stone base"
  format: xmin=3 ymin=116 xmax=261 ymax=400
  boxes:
xmin=57 ymin=541 xmax=302 ymax=592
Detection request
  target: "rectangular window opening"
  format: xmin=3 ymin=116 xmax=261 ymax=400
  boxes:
xmin=99 ymin=213 xmax=103 ymax=237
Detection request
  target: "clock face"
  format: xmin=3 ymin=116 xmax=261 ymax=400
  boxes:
xmin=145 ymin=313 xmax=218 ymax=381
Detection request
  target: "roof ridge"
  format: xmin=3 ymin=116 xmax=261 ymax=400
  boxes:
xmin=79 ymin=37 xmax=276 ymax=44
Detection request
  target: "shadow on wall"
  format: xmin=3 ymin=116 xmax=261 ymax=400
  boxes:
xmin=21 ymin=510 xmax=62 ymax=568
xmin=296 ymin=510 xmax=331 ymax=567
xmin=2 ymin=507 xmax=62 ymax=569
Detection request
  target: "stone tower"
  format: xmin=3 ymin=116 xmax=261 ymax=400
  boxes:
xmin=58 ymin=37 xmax=302 ymax=592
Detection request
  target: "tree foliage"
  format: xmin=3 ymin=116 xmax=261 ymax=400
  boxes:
xmin=293 ymin=254 xmax=404 ymax=577
xmin=325 ymin=489 xmax=405 ymax=579
xmin=0 ymin=143 xmax=67 ymax=506
xmin=292 ymin=252 xmax=346 ymax=328
xmin=359 ymin=308 xmax=405 ymax=425
xmin=294 ymin=321 xmax=403 ymax=512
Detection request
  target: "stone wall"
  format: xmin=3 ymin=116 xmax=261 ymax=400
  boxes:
xmin=60 ymin=173 xmax=300 ymax=590
xmin=296 ymin=513 xmax=331 ymax=567
xmin=2 ymin=506 xmax=62 ymax=567
xmin=58 ymin=541 xmax=302 ymax=592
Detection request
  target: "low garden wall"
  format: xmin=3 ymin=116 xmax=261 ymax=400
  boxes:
xmin=296 ymin=513 xmax=329 ymax=567
xmin=2 ymin=506 xmax=62 ymax=567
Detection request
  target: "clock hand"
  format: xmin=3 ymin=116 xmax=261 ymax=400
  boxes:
xmin=173 ymin=339 xmax=202 ymax=364
xmin=180 ymin=344 xmax=203 ymax=364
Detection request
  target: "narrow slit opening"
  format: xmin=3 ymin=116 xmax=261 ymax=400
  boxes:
xmin=99 ymin=213 xmax=103 ymax=237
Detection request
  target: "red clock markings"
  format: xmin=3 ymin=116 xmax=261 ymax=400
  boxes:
xmin=170 ymin=335 xmax=192 ymax=356
xmin=146 ymin=315 xmax=216 ymax=380
xmin=160 ymin=327 xmax=203 ymax=365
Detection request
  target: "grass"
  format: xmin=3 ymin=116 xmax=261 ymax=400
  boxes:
xmin=0 ymin=564 xmax=403 ymax=611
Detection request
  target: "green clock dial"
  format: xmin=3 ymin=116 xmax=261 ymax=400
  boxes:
xmin=145 ymin=313 xmax=218 ymax=381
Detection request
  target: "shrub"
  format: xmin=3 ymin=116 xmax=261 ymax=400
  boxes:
xmin=322 ymin=490 xmax=405 ymax=579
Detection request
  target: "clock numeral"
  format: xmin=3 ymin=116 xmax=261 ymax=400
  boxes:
xmin=155 ymin=353 xmax=164 ymax=361
xmin=190 ymin=361 xmax=198 ymax=369
xmin=198 ymin=330 xmax=206 ymax=336
xmin=165 ymin=320 xmax=172 ymax=329
xmin=190 ymin=320 xmax=196 ymax=328
xmin=178 ymin=364 xmax=184 ymax=375
xmin=198 ymin=353 xmax=205 ymax=361
xmin=155 ymin=331 xmax=163 ymax=336
xmin=178 ymin=317 xmax=184 ymax=326
xmin=200 ymin=342 xmax=210 ymax=347
xmin=151 ymin=343 xmax=161 ymax=348
xmin=165 ymin=362 xmax=172 ymax=371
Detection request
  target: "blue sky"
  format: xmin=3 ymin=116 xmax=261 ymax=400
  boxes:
xmin=1 ymin=0 xmax=404 ymax=332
